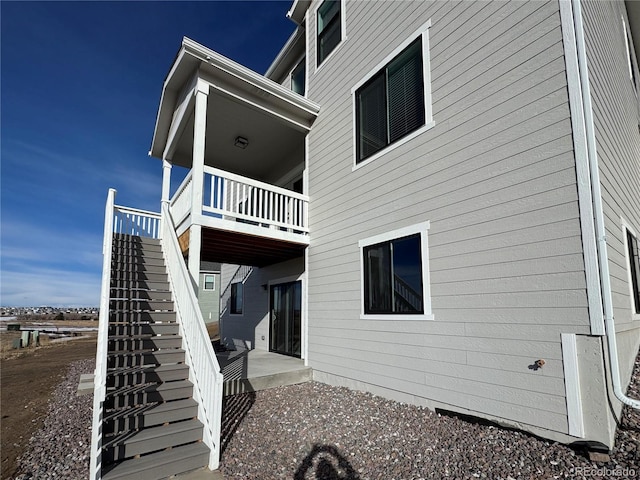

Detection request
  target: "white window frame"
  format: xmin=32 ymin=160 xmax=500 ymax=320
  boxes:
xmin=622 ymin=17 xmax=639 ymax=95
xmin=314 ymin=0 xmax=347 ymax=70
xmin=290 ymin=55 xmax=306 ymax=96
xmin=230 ymin=281 xmax=244 ymax=316
xmin=358 ymin=221 xmax=433 ymax=320
xmin=203 ymin=274 xmax=216 ymax=291
xmin=622 ymin=218 xmax=640 ymax=320
xmin=351 ymin=20 xmax=435 ymax=171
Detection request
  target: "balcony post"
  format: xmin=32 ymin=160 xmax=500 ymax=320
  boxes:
xmin=188 ymin=78 xmax=208 ymax=288
xmin=161 ymin=159 xmax=172 ymax=205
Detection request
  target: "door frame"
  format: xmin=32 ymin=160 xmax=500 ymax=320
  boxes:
xmin=268 ymin=273 xmax=306 ymax=360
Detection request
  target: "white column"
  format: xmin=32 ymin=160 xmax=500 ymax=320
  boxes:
xmin=161 ymin=159 xmax=172 ymax=206
xmin=188 ymin=78 xmax=208 ymax=288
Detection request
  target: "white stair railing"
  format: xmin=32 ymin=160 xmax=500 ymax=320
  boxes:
xmin=161 ymin=202 xmax=223 ymax=470
xmin=91 ymin=194 xmax=164 ymax=479
xmin=90 ymin=188 xmax=117 ymax=480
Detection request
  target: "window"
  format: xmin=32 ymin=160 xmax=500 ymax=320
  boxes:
xmin=317 ymin=0 xmax=341 ymax=65
xmin=623 ymin=18 xmax=638 ymax=93
xmin=625 ymin=227 xmax=640 ymax=314
xmin=353 ymin=22 xmax=433 ymax=166
xmin=291 ymin=58 xmax=305 ymax=95
xmin=231 ymin=282 xmax=243 ymax=315
xmin=359 ymin=222 xmax=433 ymax=319
xmin=203 ymin=274 xmax=215 ymax=291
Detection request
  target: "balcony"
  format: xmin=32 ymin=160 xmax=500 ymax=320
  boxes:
xmin=170 ymin=166 xmax=309 ymax=267
xmin=149 ymin=37 xmax=320 ymax=270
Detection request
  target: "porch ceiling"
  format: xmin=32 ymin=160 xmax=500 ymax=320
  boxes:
xmin=151 ymin=37 xmax=320 ymax=182
xmin=172 ymin=92 xmax=307 ymax=181
xmin=199 ymin=227 xmax=306 ymax=268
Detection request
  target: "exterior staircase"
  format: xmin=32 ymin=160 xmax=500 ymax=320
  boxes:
xmin=101 ymin=233 xmax=209 ymax=480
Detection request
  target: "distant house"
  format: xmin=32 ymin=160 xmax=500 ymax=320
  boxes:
xmin=197 ymin=261 xmax=220 ymax=325
xmin=92 ymin=1 xmax=640 ymax=478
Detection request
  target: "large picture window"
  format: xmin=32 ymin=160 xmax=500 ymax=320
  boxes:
xmin=317 ymin=0 xmax=341 ymax=65
xmin=359 ymin=222 xmax=433 ymax=319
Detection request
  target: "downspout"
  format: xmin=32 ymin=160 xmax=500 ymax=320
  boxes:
xmin=572 ymin=0 xmax=640 ymax=409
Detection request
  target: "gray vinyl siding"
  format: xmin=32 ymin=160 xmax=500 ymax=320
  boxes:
xmin=220 ymin=258 xmax=304 ymax=351
xmin=580 ymin=1 xmax=640 ymax=387
xmin=306 ymin=0 xmax=587 ymax=436
xmin=198 ymin=271 xmax=220 ymax=324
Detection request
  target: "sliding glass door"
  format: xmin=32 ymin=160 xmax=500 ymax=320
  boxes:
xmin=269 ymin=281 xmax=302 ymax=358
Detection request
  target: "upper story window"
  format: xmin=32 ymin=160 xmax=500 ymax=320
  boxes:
xmin=353 ymin=21 xmax=433 ymax=167
xmin=317 ymin=0 xmax=341 ymax=66
xmin=291 ymin=58 xmax=305 ymax=95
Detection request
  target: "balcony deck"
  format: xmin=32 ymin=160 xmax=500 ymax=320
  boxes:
xmin=171 ymin=166 xmax=309 ymax=267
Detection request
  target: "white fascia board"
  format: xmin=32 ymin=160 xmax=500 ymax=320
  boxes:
xmin=265 ymin=27 xmax=305 ymax=80
xmin=182 ymin=37 xmax=320 ymax=118
xmin=287 ymin=0 xmax=311 ymax=25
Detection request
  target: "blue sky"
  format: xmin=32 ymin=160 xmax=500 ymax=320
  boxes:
xmin=1 ymin=1 xmax=296 ymax=307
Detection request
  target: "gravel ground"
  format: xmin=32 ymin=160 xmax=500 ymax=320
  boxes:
xmin=11 ymin=358 xmax=94 ymax=480
xmin=220 ymin=355 xmax=640 ymax=480
xmin=10 ymin=354 xmax=640 ymax=479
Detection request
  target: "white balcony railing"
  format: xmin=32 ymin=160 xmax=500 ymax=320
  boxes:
xmin=169 ymin=166 xmax=309 ymax=236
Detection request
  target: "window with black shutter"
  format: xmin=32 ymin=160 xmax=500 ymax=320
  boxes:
xmin=356 ymin=37 xmax=425 ymax=163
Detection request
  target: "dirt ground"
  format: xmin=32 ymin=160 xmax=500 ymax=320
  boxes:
xmin=1 ymin=335 xmax=97 ymax=479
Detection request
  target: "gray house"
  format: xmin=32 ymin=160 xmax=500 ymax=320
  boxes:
xmin=92 ymin=1 xmax=640 ymax=478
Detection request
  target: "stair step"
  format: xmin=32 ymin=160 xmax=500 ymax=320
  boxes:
xmin=111 ymin=271 xmax=168 ymax=283
xmin=109 ymin=322 xmax=180 ymax=337
xmin=109 ymin=289 xmax=172 ymax=301
xmin=110 ymin=279 xmax=171 ymax=291
xmin=106 ymin=379 xmax=194 ymax=408
xmin=108 ymin=336 xmax=183 ymax=352
xmin=107 ymin=349 xmax=185 ymax=369
xmin=104 ymin=398 xmax=198 ymax=434
xmin=112 ymin=250 xmax=165 ymax=262
xmin=101 ymin=442 xmax=209 ymax=480
xmin=110 ymin=263 xmax=167 ymax=275
xmin=110 ymin=311 xmax=176 ymax=323
xmin=104 ymin=419 xmax=204 ymax=462
xmin=107 ymin=364 xmax=190 ymax=388
xmin=109 ymin=299 xmax=174 ymax=311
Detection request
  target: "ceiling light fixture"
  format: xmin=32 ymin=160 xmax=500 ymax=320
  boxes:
xmin=234 ymin=136 xmax=249 ymax=149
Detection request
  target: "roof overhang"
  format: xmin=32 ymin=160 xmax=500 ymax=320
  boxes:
xmin=627 ymin=0 xmax=640 ymax=61
xmin=286 ymin=0 xmax=311 ymax=26
xmin=150 ymin=37 xmax=320 ymax=164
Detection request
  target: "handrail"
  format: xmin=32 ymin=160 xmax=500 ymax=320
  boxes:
xmin=161 ymin=202 xmax=223 ymax=469
xmin=113 ymin=204 xmax=161 ymax=238
xmin=90 ymin=188 xmax=117 ymax=480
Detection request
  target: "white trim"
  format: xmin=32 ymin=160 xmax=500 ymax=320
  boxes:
xmin=561 ymin=333 xmax=585 ymax=438
xmin=290 ymin=55 xmax=306 ymax=96
xmin=314 ymin=0 xmax=347 ymax=71
xmin=351 ymin=20 xmax=434 ymax=170
xmin=559 ymin=0 xmax=605 ymax=335
xmin=622 ymin=217 xmax=640 ymax=319
xmin=358 ymin=221 xmax=433 ymax=320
